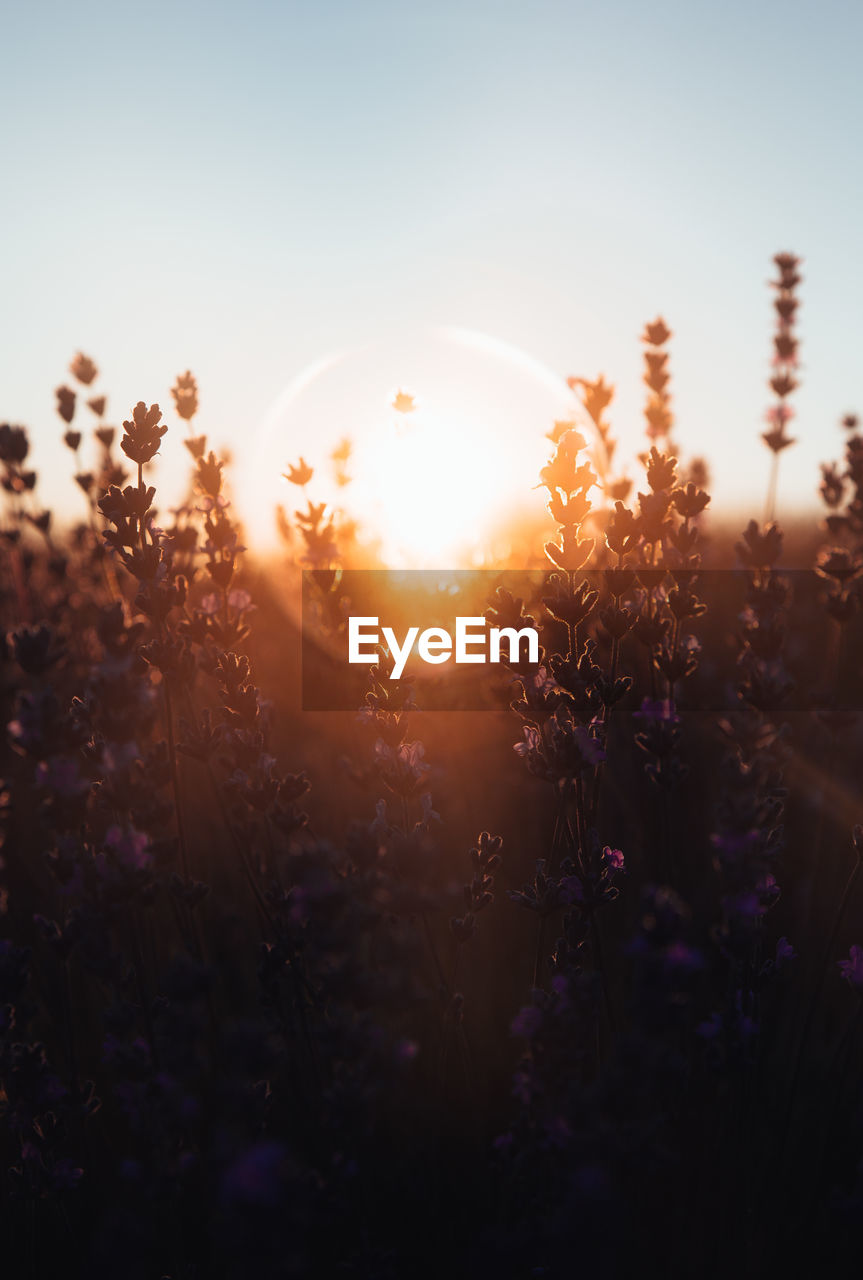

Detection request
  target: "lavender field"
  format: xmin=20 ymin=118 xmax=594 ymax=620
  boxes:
xmin=3 ymin=250 xmax=863 ymax=1277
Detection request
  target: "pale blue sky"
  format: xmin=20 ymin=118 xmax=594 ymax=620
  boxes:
xmin=3 ymin=0 xmax=862 ymax=533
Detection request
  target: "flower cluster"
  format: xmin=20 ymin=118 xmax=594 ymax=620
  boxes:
xmin=566 ymin=375 xmax=631 ymax=503
xmin=641 ymin=316 xmax=676 ymax=451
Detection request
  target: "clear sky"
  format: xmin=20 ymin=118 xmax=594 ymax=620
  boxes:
xmin=3 ymin=0 xmax=862 ymax=538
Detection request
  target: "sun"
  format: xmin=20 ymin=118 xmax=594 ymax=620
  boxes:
xmin=240 ymin=326 xmax=591 ymax=567
xmin=348 ymin=396 xmax=508 ymax=567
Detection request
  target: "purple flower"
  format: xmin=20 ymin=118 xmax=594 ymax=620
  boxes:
xmin=634 ymin=697 xmax=680 ymax=725
xmin=510 ymin=1004 xmax=543 ymax=1039
xmin=568 ymin=722 xmax=606 ymax=768
xmin=34 ymin=756 xmax=89 ymax=798
xmin=664 ymin=941 xmax=704 ymax=973
xmin=765 ymin=402 xmax=795 ymax=426
xmin=723 ymin=891 xmax=764 ymax=923
xmin=603 ymin=846 xmax=625 ymax=872
xmin=104 ymin=824 xmax=152 ymax=872
xmin=710 ymin=830 xmax=761 ymax=867
xmin=838 ymin=945 xmax=863 ymax=992
xmin=513 ymin=725 xmax=541 ymax=758
xmin=529 ymin=666 xmax=559 ymax=696
xmin=373 ymin=737 xmax=430 ymax=794
xmin=559 ymin=874 xmax=584 ymax=904
xmin=228 ymin=588 xmax=252 ymax=611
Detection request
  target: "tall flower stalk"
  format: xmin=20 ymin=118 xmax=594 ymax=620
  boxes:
xmin=641 ymin=317 xmax=676 ymax=456
xmin=762 ymin=252 xmax=802 ymax=522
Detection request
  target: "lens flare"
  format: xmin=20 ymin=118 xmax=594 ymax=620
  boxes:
xmin=240 ymin=327 xmax=591 ymax=566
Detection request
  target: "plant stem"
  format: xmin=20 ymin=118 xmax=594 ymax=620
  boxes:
xmin=164 ymin=680 xmax=191 ymax=882
xmin=764 ymin=452 xmax=779 ymax=524
xmin=781 ymin=855 xmax=860 ymax=1149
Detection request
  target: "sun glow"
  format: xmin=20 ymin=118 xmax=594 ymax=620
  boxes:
xmin=241 ymin=327 xmax=591 ymax=567
xmin=348 ymin=399 xmax=520 ymax=567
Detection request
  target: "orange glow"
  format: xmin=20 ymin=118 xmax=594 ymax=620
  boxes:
xmin=241 ymin=327 xmax=592 ymax=566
